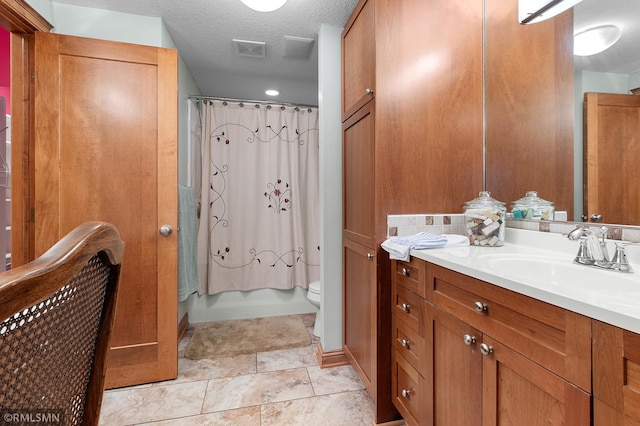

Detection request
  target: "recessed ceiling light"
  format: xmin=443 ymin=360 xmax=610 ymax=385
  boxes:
xmin=240 ymin=0 xmax=287 ymax=12
xmin=265 ymin=89 xmax=280 ymax=96
xmin=574 ymin=25 xmax=623 ymax=57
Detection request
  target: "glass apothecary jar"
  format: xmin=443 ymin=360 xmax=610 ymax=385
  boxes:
xmin=511 ymin=191 xmax=554 ymax=220
xmin=464 ymin=191 xmax=506 ymax=247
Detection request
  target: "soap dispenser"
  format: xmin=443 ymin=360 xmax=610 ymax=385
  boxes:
xmin=464 ymin=191 xmax=506 ymax=247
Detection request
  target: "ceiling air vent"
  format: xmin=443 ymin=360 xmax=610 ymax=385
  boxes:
xmin=282 ymin=36 xmax=315 ymax=60
xmin=233 ymin=39 xmax=266 ymax=58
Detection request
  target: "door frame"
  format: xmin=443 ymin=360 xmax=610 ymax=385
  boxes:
xmin=1 ymin=0 xmax=52 ymax=267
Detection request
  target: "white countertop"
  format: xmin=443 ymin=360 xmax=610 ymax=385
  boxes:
xmin=409 ymin=228 xmax=640 ymax=334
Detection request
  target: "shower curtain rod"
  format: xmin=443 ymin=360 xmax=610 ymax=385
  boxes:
xmin=189 ymin=95 xmax=318 ymax=109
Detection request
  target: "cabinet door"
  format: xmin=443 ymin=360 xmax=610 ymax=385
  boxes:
xmin=343 ymin=101 xmax=375 ymax=247
xmin=343 ymin=238 xmax=377 ymax=397
xmin=427 ymin=305 xmax=483 ymax=426
xmin=342 ymin=0 xmax=375 ymax=120
xmin=482 ymin=335 xmax=591 ymax=426
xmin=33 ymin=32 xmax=178 ymax=388
xmin=593 ymin=320 xmax=640 ymax=424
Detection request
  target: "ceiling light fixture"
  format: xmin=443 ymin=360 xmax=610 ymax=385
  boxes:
xmin=574 ymin=25 xmax=623 ymax=57
xmin=265 ymin=89 xmax=280 ymax=96
xmin=518 ymin=0 xmax=583 ymax=25
xmin=240 ymin=0 xmax=287 ymax=12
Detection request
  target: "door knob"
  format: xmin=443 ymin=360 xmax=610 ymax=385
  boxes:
xmin=590 ymin=214 xmax=603 ymax=222
xmin=159 ymin=225 xmax=173 ymax=237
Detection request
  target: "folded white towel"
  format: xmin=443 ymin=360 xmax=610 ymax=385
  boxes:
xmin=381 ymin=232 xmax=470 ymax=261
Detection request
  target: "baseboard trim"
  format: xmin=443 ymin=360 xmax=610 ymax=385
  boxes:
xmin=316 ymin=343 xmax=349 ymax=368
xmin=178 ymin=312 xmax=189 ymax=343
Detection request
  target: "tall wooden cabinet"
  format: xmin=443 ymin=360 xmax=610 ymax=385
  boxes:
xmin=342 ymin=0 xmax=484 ymax=422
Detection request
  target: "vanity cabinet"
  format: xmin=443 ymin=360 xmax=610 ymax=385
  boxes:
xmin=391 ymin=259 xmax=592 ymax=425
xmin=592 ymin=320 xmax=640 ymax=425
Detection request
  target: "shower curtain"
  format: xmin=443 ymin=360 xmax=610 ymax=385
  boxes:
xmin=197 ymin=100 xmax=320 ymax=294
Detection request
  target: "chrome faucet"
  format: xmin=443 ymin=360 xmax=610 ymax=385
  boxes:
xmin=567 ymin=226 xmax=633 ymax=273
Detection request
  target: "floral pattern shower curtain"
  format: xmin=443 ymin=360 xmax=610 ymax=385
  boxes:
xmin=197 ymin=100 xmax=320 ymax=294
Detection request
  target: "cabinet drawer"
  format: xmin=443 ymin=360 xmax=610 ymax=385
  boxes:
xmin=392 ymin=349 xmax=425 ymax=426
xmin=392 ymin=313 xmax=426 ymax=377
xmin=392 ymin=282 xmax=424 ymax=334
xmin=426 ymin=262 xmax=591 ymax=392
xmin=393 ymin=258 xmax=426 ymax=298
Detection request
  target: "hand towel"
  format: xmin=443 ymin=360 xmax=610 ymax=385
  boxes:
xmin=381 ymin=232 xmax=448 ymax=261
xmin=178 ymin=185 xmax=199 ymax=301
xmin=381 ymin=232 xmax=470 ymax=261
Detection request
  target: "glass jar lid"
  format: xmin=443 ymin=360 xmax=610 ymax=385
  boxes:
xmin=464 ymin=191 xmax=506 ymax=209
xmin=511 ymin=191 xmax=553 ymax=209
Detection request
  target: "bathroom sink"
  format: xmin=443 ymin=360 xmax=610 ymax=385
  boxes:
xmin=476 ymin=252 xmax=639 ymax=293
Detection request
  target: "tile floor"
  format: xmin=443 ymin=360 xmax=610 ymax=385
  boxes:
xmin=99 ymin=314 xmax=376 ymax=425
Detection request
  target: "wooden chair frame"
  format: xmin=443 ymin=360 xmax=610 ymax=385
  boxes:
xmin=0 ymin=222 xmax=124 ymax=425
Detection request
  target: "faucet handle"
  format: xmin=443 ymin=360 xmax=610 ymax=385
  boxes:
xmin=599 ymin=226 xmax=609 ymax=240
xmin=574 ymin=239 xmax=595 ymax=265
xmin=611 ymin=243 xmax=633 ymax=273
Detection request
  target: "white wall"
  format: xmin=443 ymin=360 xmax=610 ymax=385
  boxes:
xmin=317 ymin=24 xmax=343 ymax=352
xmin=574 ymin=70 xmax=632 ymax=221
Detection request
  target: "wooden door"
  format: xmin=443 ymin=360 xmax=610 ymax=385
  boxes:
xmin=343 ymin=238 xmax=377 ymax=397
xmin=592 ymin=321 xmax=640 ymax=425
xmin=482 ymin=335 xmax=591 ymax=425
xmin=427 ymin=305 xmax=482 ymax=426
xmin=342 ymin=0 xmax=375 ymax=120
xmin=342 ymin=100 xmax=375 ymax=247
xmin=584 ymin=92 xmax=640 ymax=225
xmin=33 ymin=32 xmax=178 ymax=388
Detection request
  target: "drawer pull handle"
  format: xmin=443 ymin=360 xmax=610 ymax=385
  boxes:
xmin=365 ymin=88 xmax=374 ymax=96
xmin=367 ymin=253 xmax=374 ymax=260
xmin=401 ymin=303 xmax=411 ymax=313
xmin=401 ymin=338 xmax=411 ymax=348
xmin=463 ymin=334 xmax=477 ymax=346
xmin=401 ymin=267 xmax=410 ymax=277
xmin=401 ymin=388 xmax=411 ymax=398
xmin=480 ymin=343 xmax=494 ymax=356
xmin=474 ymin=301 xmax=488 ymax=313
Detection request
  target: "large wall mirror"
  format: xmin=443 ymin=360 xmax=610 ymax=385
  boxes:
xmin=573 ymin=0 xmax=640 ymax=226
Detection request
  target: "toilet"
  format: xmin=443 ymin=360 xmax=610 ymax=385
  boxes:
xmin=307 ymin=280 xmax=322 ymax=337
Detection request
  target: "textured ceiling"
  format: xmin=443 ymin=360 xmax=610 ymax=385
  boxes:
xmin=51 ymin=0 xmax=360 ymax=105
xmin=48 ymin=0 xmax=638 ymax=104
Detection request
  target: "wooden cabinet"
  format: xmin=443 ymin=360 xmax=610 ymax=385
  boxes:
xmin=391 ymin=259 xmax=592 ymax=425
xmin=342 ymin=101 xmax=375 ymax=248
xmin=342 ymin=0 xmax=375 ymax=121
xmin=343 ymin=238 xmax=377 ymax=395
xmin=592 ymin=320 xmax=640 ymax=425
